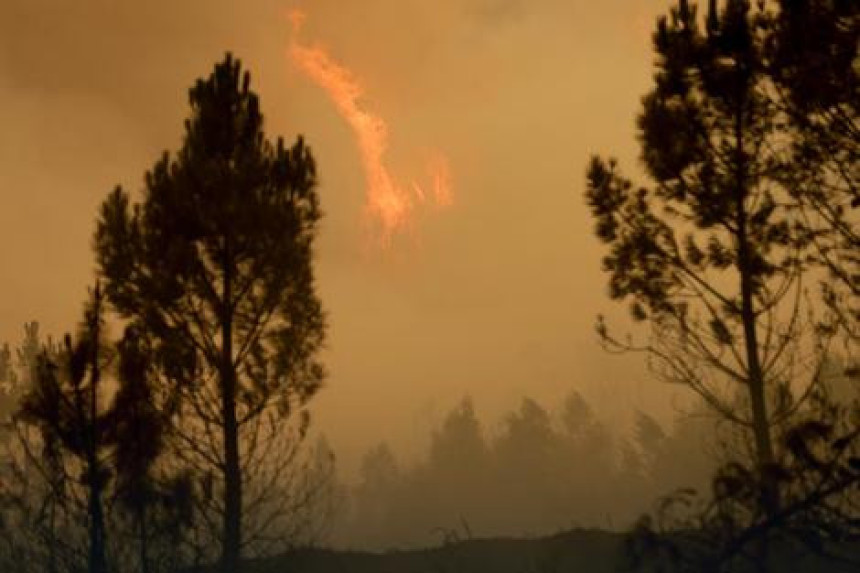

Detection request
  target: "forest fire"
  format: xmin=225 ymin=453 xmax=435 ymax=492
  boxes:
xmin=287 ymin=9 xmax=453 ymax=245
xmin=3 ymin=2 xmax=857 ymax=572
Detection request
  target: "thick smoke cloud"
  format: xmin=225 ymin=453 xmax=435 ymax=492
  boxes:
xmin=0 ymin=0 xmax=677 ymax=479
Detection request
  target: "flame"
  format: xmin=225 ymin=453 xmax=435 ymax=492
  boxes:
xmin=287 ymin=9 xmax=452 ymax=245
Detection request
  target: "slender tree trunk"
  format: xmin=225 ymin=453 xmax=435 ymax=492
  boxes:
xmin=738 ymin=223 xmax=779 ymax=518
xmin=88 ymin=475 xmax=107 ymax=573
xmin=138 ymin=505 xmax=149 ymax=573
xmin=737 ymin=214 xmax=775 ymax=471
xmin=221 ymin=247 xmax=242 ymax=573
xmin=733 ymin=89 xmax=778 ymax=518
xmin=222 ymin=382 xmax=241 ymax=573
xmin=87 ymin=287 xmax=108 ymax=573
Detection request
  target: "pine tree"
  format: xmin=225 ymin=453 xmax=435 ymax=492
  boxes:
xmin=585 ymin=0 xmax=829 ymax=511
xmin=95 ymin=53 xmax=325 ymax=572
xmin=18 ymin=286 xmax=111 ymax=573
xmin=770 ymin=0 xmax=859 ymax=339
xmin=110 ymin=326 xmax=169 ymax=573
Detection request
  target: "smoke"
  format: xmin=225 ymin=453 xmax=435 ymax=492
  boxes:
xmin=0 ymin=0 xmax=680 ymax=492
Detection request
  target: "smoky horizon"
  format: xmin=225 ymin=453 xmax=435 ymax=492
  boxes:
xmin=0 ymin=1 xmax=857 ymax=572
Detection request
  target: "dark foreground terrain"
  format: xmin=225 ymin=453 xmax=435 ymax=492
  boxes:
xmin=241 ymin=529 xmax=623 ymax=573
xmin=227 ymin=529 xmax=859 ymax=573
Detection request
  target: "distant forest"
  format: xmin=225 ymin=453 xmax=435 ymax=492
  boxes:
xmin=330 ymin=375 xmax=853 ymax=550
xmin=0 ymin=1 xmax=858 ymax=573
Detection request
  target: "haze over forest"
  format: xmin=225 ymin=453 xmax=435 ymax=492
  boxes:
xmin=0 ymin=1 xmax=857 ymax=572
xmin=0 ymin=0 xmax=678 ymax=477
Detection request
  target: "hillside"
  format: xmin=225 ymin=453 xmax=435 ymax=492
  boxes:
xmin=234 ymin=529 xmax=860 ymax=573
xmin=242 ymin=529 xmax=626 ymax=573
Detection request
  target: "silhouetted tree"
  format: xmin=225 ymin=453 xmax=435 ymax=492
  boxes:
xmin=2 ymin=310 xmax=193 ymax=573
xmin=628 ymin=416 xmax=860 ymax=572
xmin=0 ymin=342 xmax=15 ymax=436
xmin=360 ymin=443 xmax=400 ymax=491
xmin=340 ymin=443 xmax=401 ymax=547
xmin=770 ymin=0 xmax=859 ymax=340
xmin=18 ymin=286 xmax=112 ymax=573
xmin=585 ymin=0 xmax=832 ymax=513
xmin=634 ymin=412 xmax=667 ymax=474
xmin=429 ymin=397 xmax=487 ymax=471
xmin=0 ymin=323 xmax=43 ymax=427
xmin=494 ymin=398 xmax=558 ymax=526
xmin=0 ymin=322 xmax=72 ymax=573
xmin=95 ymin=53 xmax=325 ymax=572
xmin=109 ymin=326 xmax=185 ymax=573
xmin=559 ymin=390 xmax=594 ymax=437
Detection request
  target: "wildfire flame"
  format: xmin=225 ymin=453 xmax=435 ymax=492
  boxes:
xmin=287 ymin=9 xmax=453 ymax=245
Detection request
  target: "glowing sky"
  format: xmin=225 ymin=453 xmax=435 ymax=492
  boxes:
xmin=0 ymin=0 xmax=678 ymax=474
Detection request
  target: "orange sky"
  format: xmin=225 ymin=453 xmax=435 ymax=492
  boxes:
xmin=0 ymin=0 xmax=680 ymax=474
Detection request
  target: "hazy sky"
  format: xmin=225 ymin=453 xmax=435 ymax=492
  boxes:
xmin=0 ymin=0 xmax=681 ymax=475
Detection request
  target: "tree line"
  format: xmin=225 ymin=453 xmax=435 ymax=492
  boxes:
xmin=331 ymin=392 xmax=717 ymax=549
xmin=329 ymin=358 xmax=854 ymax=553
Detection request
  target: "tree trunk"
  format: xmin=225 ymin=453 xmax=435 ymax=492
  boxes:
xmin=738 ymin=226 xmax=779 ymax=515
xmin=222 ymin=388 xmax=241 ymax=573
xmin=737 ymin=202 xmax=775 ymax=470
xmin=734 ymin=91 xmax=778 ymax=516
xmin=88 ymin=478 xmax=107 ymax=573
xmin=221 ymin=247 xmax=242 ymax=573
xmin=87 ymin=289 xmax=108 ymax=573
xmin=138 ymin=505 xmax=150 ymax=573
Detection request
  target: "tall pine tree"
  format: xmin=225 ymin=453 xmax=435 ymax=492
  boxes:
xmin=95 ymin=53 xmax=325 ymax=572
xmin=585 ymin=0 xmax=831 ymax=511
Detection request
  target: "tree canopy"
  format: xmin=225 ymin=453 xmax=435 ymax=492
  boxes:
xmin=95 ymin=53 xmax=326 ymax=572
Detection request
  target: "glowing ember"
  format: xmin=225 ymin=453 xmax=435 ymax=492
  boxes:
xmin=425 ymin=153 xmax=453 ymax=208
xmin=288 ymin=9 xmax=452 ymax=244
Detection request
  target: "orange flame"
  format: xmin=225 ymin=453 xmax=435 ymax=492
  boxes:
xmin=287 ymin=9 xmax=452 ymax=245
